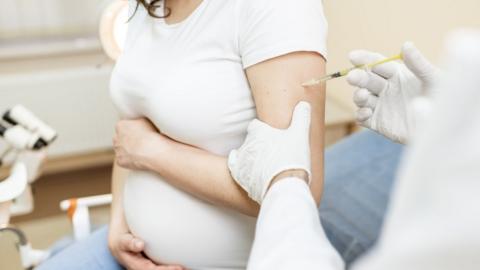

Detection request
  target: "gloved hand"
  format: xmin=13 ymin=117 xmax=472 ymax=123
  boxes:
xmin=347 ymin=42 xmax=440 ymax=144
xmin=228 ymin=102 xmax=312 ymax=204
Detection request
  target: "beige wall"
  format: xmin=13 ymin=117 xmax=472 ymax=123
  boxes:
xmin=324 ymin=0 xmax=480 ymax=111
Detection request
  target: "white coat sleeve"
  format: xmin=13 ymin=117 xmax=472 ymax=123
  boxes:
xmin=352 ymin=30 xmax=480 ymax=270
xmin=247 ymin=177 xmax=344 ymax=270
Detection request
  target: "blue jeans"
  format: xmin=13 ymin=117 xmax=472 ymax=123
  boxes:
xmin=321 ymin=130 xmax=403 ymax=266
xmin=37 ymin=226 xmax=124 ymax=270
xmin=37 ymin=130 xmax=403 ymax=269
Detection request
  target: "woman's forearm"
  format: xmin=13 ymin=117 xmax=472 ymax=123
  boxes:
xmin=112 ymin=53 xmax=326 ymax=217
xmin=109 ymin=164 xmax=130 ymax=235
xmin=143 ymin=139 xmax=260 ymax=217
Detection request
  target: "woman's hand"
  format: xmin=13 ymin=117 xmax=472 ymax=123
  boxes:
xmin=113 ymin=118 xmax=169 ymax=171
xmin=111 ymin=130 xmax=183 ymax=269
xmin=108 ymin=231 xmax=183 ymax=270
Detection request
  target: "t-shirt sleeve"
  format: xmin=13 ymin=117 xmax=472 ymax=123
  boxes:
xmin=237 ymin=0 xmax=328 ymax=69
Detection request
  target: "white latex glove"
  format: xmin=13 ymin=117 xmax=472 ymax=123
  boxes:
xmin=228 ymin=102 xmax=312 ymax=204
xmin=347 ymin=42 xmax=440 ymax=144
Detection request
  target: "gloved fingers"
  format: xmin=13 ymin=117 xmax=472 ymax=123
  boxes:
xmin=402 ymin=42 xmax=438 ymax=85
xmin=347 ymin=69 xmax=388 ymax=95
xmin=353 ymin=89 xmax=378 ymax=109
xmin=356 ymin=107 xmax=373 ymax=122
xmin=349 ymin=50 xmax=383 ymax=65
xmin=364 ymin=95 xmax=378 ymax=109
xmin=353 ymin=88 xmax=370 ymax=106
xmin=288 ymin=101 xmax=312 ymax=133
xmin=371 ymin=60 xmax=399 ymax=80
xmin=349 ymin=50 xmax=398 ymax=79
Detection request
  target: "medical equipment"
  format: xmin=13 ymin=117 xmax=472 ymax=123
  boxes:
xmin=302 ymin=54 xmax=403 ymax=87
xmin=0 ymin=163 xmax=50 ymax=270
xmin=0 ymin=123 xmax=44 ymax=152
xmin=99 ymin=0 xmax=129 ymax=60
xmin=0 ymin=105 xmax=56 ymax=166
xmin=3 ymin=105 xmax=57 ymax=146
xmin=59 ymin=194 xmax=112 ymax=241
xmin=0 ymin=105 xmax=57 ymax=269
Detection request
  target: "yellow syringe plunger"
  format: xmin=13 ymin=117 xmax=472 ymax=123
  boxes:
xmin=302 ymin=53 xmax=403 ymax=87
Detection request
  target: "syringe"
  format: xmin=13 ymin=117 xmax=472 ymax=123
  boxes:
xmin=302 ymin=53 xmax=403 ymax=87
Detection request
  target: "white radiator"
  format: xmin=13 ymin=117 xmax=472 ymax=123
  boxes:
xmin=0 ymin=0 xmax=113 ymax=39
xmin=0 ymin=65 xmax=118 ymax=157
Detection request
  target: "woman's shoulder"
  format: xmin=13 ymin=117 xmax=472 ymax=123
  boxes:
xmin=235 ymin=0 xmax=327 ymax=29
xmin=236 ymin=0 xmax=323 ymax=13
xmin=236 ymin=0 xmax=281 ymax=14
xmin=235 ymin=0 xmax=327 ymax=33
xmin=234 ymin=0 xmax=328 ymax=68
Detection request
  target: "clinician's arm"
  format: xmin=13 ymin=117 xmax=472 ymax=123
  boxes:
xmin=248 ymin=177 xmax=343 ymax=270
xmin=225 ymin=99 xmax=342 ymax=269
xmin=351 ymin=33 xmax=480 ymax=270
xmin=114 ymin=52 xmax=326 ymax=216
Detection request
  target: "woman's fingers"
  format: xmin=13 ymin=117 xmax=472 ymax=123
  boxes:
xmin=122 ymin=252 xmax=161 ymax=270
xmin=128 ymin=252 xmax=185 ymax=270
xmin=119 ymin=242 xmax=178 ymax=270
xmin=122 ymin=254 xmax=148 ymax=270
xmin=119 ymin=233 xmax=144 ymax=253
xmin=111 ymin=232 xmax=181 ymax=270
xmin=156 ymin=265 xmax=185 ymax=270
xmin=119 ymin=247 xmax=183 ymax=270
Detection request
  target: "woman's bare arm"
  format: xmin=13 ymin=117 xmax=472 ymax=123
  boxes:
xmin=109 ymin=164 xmax=129 ymax=237
xmin=146 ymin=140 xmax=261 ymax=216
xmin=133 ymin=51 xmax=326 ymax=216
xmin=245 ymin=52 xmax=326 ymax=203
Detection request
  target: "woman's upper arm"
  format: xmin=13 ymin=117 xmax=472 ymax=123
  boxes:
xmin=238 ymin=0 xmax=328 ymax=204
xmin=245 ymin=52 xmax=327 ymax=204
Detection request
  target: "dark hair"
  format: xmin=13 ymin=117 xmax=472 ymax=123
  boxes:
xmin=133 ymin=0 xmax=171 ymax=18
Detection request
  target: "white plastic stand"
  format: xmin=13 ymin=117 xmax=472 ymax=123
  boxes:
xmin=60 ymin=194 xmax=113 ymax=241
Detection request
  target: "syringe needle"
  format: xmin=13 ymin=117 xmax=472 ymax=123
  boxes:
xmin=302 ymin=53 xmax=403 ymax=87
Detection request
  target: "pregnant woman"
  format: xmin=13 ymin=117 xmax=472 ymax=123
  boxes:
xmin=110 ymin=0 xmax=327 ymax=268
xmin=37 ymin=0 xmax=407 ymax=269
xmin=39 ymin=0 xmax=328 ymax=269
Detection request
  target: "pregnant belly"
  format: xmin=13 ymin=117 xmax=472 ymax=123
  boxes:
xmin=124 ymin=171 xmax=256 ymax=270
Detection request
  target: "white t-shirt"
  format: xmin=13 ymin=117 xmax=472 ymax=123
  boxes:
xmin=109 ymin=0 xmax=327 ymax=269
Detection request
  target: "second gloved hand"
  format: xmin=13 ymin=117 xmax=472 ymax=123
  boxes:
xmin=228 ymin=102 xmax=312 ymax=204
xmin=347 ymin=42 xmax=440 ymax=144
